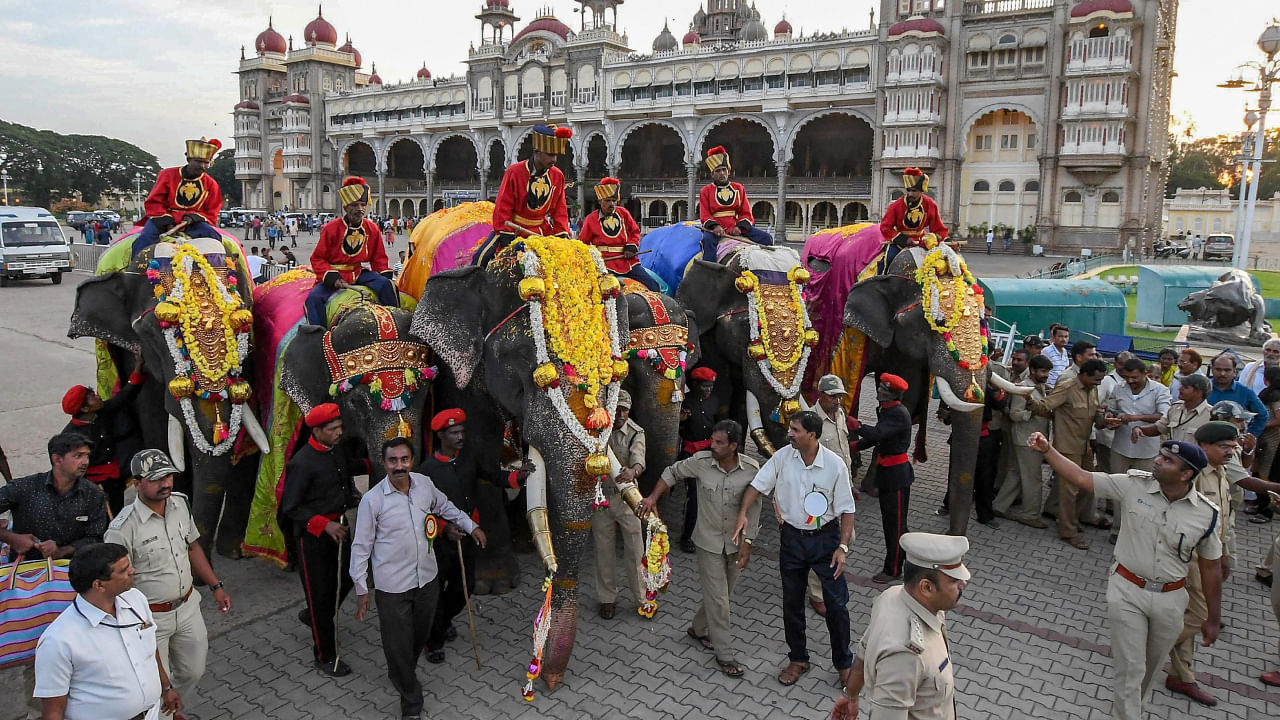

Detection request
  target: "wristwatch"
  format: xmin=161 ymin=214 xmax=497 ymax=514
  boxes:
xmin=210 ymin=581 xmax=225 ymax=591
xmin=838 ymin=543 xmax=850 ymax=553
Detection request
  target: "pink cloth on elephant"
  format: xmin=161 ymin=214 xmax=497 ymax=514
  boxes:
xmin=250 ymin=271 xmax=312 ymax=417
xmin=434 ymin=223 xmax=492 ymax=273
xmin=800 ymin=224 xmax=884 ymax=392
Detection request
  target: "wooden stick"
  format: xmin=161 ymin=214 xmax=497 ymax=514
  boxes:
xmin=598 ymin=248 xmax=654 ymax=256
xmin=456 ymin=538 xmax=483 ymax=670
xmin=160 ymin=220 xmax=190 ymax=239
xmin=503 ymin=221 xmax=537 ymax=237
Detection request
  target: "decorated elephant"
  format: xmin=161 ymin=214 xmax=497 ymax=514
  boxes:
xmin=239 ymin=268 xmax=431 ymax=565
xmin=397 ymin=201 xmax=495 ymax=299
xmin=69 ymin=232 xmax=270 ymax=556
xmin=411 ymin=236 xmax=670 ymax=694
xmin=839 ymin=238 xmax=1029 ymax=535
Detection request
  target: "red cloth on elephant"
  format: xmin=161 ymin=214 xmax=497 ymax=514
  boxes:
xmin=144 ymin=166 xmax=223 ymax=226
xmin=698 ymin=182 xmax=753 ymax=230
xmin=578 ymin=207 xmax=641 ymax=273
xmin=311 ymin=216 xmax=389 ymax=287
xmin=492 ymin=160 xmax=570 ymax=237
xmin=879 ymin=194 xmax=947 ymax=245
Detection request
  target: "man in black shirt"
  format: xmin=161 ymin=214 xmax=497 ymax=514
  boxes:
xmin=279 ymin=403 xmax=362 ymax=676
xmin=679 ymin=367 xmax=721 ymax=553
xmin=61 ymin=355 xmax=145 ymax=515
xmin=0 ymin=432 xmax=108 ymax=560
xmin=850 ymin=375 xmax=914 ymax=583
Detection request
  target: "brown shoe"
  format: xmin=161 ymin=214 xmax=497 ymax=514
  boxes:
xmin=808 ymin=596 xmax=827 ymax=617
xmin=599 ymin=603 xmax=615 ymax=620
xmin=1261 ymin=671 xmax=1280 ymax=687
xmin=1062 ymin=535 xmax=1089 ymax=550
xmin=1015 ymin=516 xmax=1047 ymax=529
xmin=778 ymin=661 xmax=809 ymax=686
xmin=1165 ymin=676 xmax=1218 ymax=707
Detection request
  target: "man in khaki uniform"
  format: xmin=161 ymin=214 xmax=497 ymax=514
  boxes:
xmin=592 ymin=391 xmax=647 ymax=619
xmin=830 ymin=532 xmax=970 ymax=720
xmin=1027 ymin=432 xmax=1222 ymax=720
xmin=640 ymin=419 xmax=761 ymax=677
xmin=1132 ymin=373 xmax=1213 ymax=446
xmin=105 ymin=450 xmax=232 ymax=704
xmin=810 ymin=374 xmax=853 ymax=614
xmin=994 ymin=354 xmax=1053 ymax=527
xmin=1046 ymin=358 xmax=1109 ymax=549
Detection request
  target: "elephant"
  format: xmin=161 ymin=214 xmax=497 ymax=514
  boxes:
xmin=840 ymin=241 xmax=1030 ymax=536
xmin=69 ymin=234 xmax=270 ymax=557
xmin=411 ymin=237 xmax=654 ymax=692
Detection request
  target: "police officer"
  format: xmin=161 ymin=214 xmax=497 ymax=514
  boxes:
xmin=850 ymin=373 xmax=915 ymax=583
xmin=105 ymin=449 xmax=232 ymax=706
xmin=1027 ymin=432 xmax=1222 ymax=720
xmin=592 ymin=390 xmax=648 ymax=619
xmin=831 ymin=532 xmax=969 ymax=720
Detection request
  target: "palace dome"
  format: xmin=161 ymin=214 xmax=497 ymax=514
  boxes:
xmin=303 ymin=6 xmax=338 ymax=46
xmin=887 ymin=16 xmax=946 ymax=37
xmin=1070 ymin=0 xmax=1134 ymax=17
xmin=513 ymin=16 xmax=571 ymax=42
xmin=234 ymin=100 xmax=260 ymax=111
xmin=653 ymin=22 xmax=678 ymax=52
xmin=338 ymin=35 xmax=361 ymax=67
xmin=417 ymin=63 xmax=432 ymax=80
xmin=741 ymin=18 xmax=768 ymax=42
xmin=683 ymin=26 xmax=701 ymax=46
xmin=368 ymin=63 xmax=383 ymax=85
xmin=254 ymin=18 xmax=286 ymax=55
xmin=774 ymin=18 xmax=792 ymax=36
xmin=282 ymin=94 xmax=310 ymax=105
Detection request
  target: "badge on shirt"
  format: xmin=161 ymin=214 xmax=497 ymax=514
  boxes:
xmin=424 ymin=514 xmax=439 ymax=552
xmin=803 ymin=491 xmax=828 ymax=528
xmin=75 ymin=515 xmax=89 ymax=522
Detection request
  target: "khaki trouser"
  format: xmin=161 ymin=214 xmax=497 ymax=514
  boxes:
xmin=1106 ymin=572 xmax=1189 ymax=720
xmin=155 ymin=590 xmax=209 ymax=699
xmin=1270 ymin=533 xmax=1280 ymax=663
xmin=591 ymin=500 xmax=645 ymax=606
xmin=993 ymin=445 xmax=1046 ymax=519
xmin=1057 ymin=452 xmax=1099 ymax=538
xmin=692 ymin=547 xmax=742 ymax=664
xmin=1167 ymin=558 xmax=1211 ymax=683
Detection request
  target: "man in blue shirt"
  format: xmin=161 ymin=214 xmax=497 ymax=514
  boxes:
xmin=1207 ymin=352 xmax=1269 ymax=438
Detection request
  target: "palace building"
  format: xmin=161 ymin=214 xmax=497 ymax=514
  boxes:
xmin=232 ymin=0 xmax=1176 ymax=250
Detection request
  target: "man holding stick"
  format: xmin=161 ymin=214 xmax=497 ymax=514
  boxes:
xmin=473 ymin=124 xmax=572 ymax=266
xmin=577 ymin=178 xmax=659 ymax=290
xmin=351 ymin=437 xmax=487 ymax=720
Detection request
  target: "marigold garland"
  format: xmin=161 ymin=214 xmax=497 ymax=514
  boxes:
xmin=740 ymin=270 xmax=806 ymax=371
xmin=169 ymin=244 xmax=243 ymax=383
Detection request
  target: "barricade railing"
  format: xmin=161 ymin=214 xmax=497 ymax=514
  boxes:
xmin=69 ymin=243 xmax=110 ymax=272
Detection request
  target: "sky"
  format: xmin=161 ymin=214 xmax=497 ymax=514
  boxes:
xmin=0 ymin=0 xmax=1275 ymax=167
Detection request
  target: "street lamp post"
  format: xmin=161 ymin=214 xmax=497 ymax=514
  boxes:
xmin=1221 ymin=24 xmax=1280 ymax=270
xmin=1231 ymin=114 xmax=1256 ymax=265
xmin=0 ymin=169 xmax=8 ymax=206
xmin=134 ymin=172 xmax=142 ymax=219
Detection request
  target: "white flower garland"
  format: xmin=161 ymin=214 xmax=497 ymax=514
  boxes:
xmin=161 ymin=242 xmax=250 ymax=457
xmin=523 ymin=246 xmax=622 ymax=456
xmin=743 ymin=280 xmax=812 ymax=400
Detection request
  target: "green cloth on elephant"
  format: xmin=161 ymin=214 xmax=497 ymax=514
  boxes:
xmin=322 ymin=285 xmax=418 ymax=326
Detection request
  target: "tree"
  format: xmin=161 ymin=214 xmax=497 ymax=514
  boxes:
xmin=207 ymin=149 xmax=241 ymax=207
xmin=1166 ymin=129 xmax=1280 ymax=201
xmin=0 ymin=120 xmax=160 ymax=208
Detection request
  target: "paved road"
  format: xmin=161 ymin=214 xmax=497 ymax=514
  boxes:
xmin=1 ymin=257 xmax=1278 ymax=719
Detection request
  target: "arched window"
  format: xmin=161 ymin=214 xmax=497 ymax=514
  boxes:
xmin=1024 ymin=180 xmax=1040 ymax=192
xmin=998 ymin=34 xmax=1017 ymax=45
xmin=973 ymin=180 xmax=990 ymax=191
xmin=998 ymin=180 xmax=1016 ymax=192
xmin=1102 ymin=190 xmax=1120 ymax=203
xmin=1088 ymin=24 xmax=1109 ymax=39
xmin=1064 ymin=190 xmax=1082 ymax=203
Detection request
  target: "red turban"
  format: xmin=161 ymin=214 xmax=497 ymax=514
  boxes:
xmin=62 ymin=386 xmax=90 ymax=415
xmin=431 ymin=408 xmax=466 ymax=432
xmin=305 ymin=403 xmax=341 ymax=428
xmin=690 ymin=367 xmax=717 ymax=383
xmin=879 ymin=374 xmax=909 ymax=393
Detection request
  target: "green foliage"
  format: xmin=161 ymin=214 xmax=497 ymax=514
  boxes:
xmin=1019 ymin=224 xmax=1037 ymax=243
xmin=0 ymin=119 xmax=160 ymax=208
xmin=1166 ymin=129 xmax=1280 ymax=200
xmin=207 ymin=149 xmax=241 ymax=207
xmin=50 ymin=198 xmax=92 ymax=214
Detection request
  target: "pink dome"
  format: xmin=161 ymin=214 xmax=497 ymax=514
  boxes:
xmin=1070 ymin=0 xmax=1134 ymax=17
xmin=887 ymin=17 xmax=946 ymax=37
xmin=774 ymin=19 xmax=793 ymax=35
xmin=417 ymin=63 xmax=432 ymax=79
xmin=255 ymin=18 xmax=286 ymax=55
xmin=486 ymin=0 xmax=510 ymax=6
xmin=368 ymin=63 xmax=383 ymax=85
xmin=303 ymin=6 xmax=338 ymax=46
xmin=513 ymin=16 xmax=571 ymax=42
xmin=233 ymin=100 xmax=260 ymax=111
xmin=338 ymin=35 xmax=361 ymax=67
xmin=282 ymin=94 xmax=310 ymax=105
xmin=683 ymin=29 xmax=701 ymax=45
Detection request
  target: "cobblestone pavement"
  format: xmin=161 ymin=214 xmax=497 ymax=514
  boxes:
xmin=2 ymin=272 xmax=1280 ymax=719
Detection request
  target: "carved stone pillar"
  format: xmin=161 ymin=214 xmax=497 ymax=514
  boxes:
xmin=775 ymin=160 xmax=789 ymax=243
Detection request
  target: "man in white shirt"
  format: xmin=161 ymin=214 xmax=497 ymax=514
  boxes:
xmin=734 ymin=411 xmax=857 ymax=688
xmin=808 ymin=375 xmax=853 ymax=615
xmin=244 ymin=246 xmax=267 ymax=282
xmin=349 ymin=437 xmax=486 ymax=720
xmin=1043 ymin=324 xmax=1072 ymax=388
xmin=1243 ymin=339 xmax=1280 ymax=396
xmin=34 ymin=542 xmax=181 ymax=720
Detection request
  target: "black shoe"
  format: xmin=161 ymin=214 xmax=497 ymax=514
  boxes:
xmin=298 ymin=607 xmax=311 ymax=626
xmin=444 ymin=624 xmax=458 ymax=642
xmin=680 ymin=538 xmax=696 ymax=554
xmin=426 ymin=649 xmax=446 ymax=664
xmin=977 ymin=517 xmax=999 ymax=529
xmin=283 ymin=559 xmax=297 ymax=573
xmin=315 ymin=659 xmax=352 ymax=677
xmin=1258 ymin=572 xmax=1274 ymax=588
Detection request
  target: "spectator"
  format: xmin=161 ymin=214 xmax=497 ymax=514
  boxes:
xmin=280 ymin=246 xmax=298 ymax=269
xmin=245 ymin=246 xmax=267 ymax=282
xmin=394 ymin=251 xmax=406 ymax=278
xmin=1169 ymin=348 xmax=1205 ymax=397
xmin=985 ymin=228 xmax=994 ymax=254
xmin=1043 ymin=324 xmax=1072 ymax=388
xmin=1156 ymin=348 xmax=1179 ymax=387
xmin=1243 ymin=339 xmax=1280 ymax=396
xmin=34 ymin=543 xmax=182 ymax=720
xmin=251 ymin=215 xmax=263 ymax=242
xmin=94 ymin=223 xmax=111 ymax=246
xmin=1102 ymin=357 xmax=1172 ymax=475
xmin=1046 ymin=358 xmax=1110 ymax=549
xmin=1003 ymin=228 xmax=1013 ymax=250
xmin=1207 ymin=352 xmax=1269 ymax=438
xmin=0 ymin=432 xmax=108 ymax=560
xmin=80 ymin=223 xmax=93 ymax=244
xmin=266 ymin=221 xmax=278 ymax=249
xmin=994 ymin=354 xmax=1053 ymax=526
xmin=1094 ymin=351 xmax=1135 ymax=481
xmin=289 ymin=217 xmax=300 ymax=248
xmin=1022 ymin=334 xmax=1046 ymax=358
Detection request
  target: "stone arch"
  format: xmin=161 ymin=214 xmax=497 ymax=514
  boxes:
xmin=841 ymin=202 xmax=869 ymax=223
xmin=957 ymin=102 xmax=1043 ymax=156
xmin=418 ymin=199 xmax=432 ymax=215
xmin=785 ymin=110 xmax=874 ymax=175
xmin=433 ymin=134 xmax=480 ymax=183
xmin=648 ymin=200 xmax=669 ymax=222
xmin=341 ymin=139 xmax=379 ymax=176
xmin=811 ymin=201 xmax=840 ymax=230
xmin=612 ymin=119 xmax=689 ymax=168
xmin=752 ymin=200 xmax=775 ymax=225
xmin=784 ymin=201 xmax=804 ymax=229
xmin=585 ymin=132 xmax=608 ymax=178
xmin=388 ymin=199 xmax=402 ymax=218
xmin=618 ymin=121 xmax=687 ymax=178
xmin=486 ymin=138 xmax=507 ymax=182
xmin=697 ymin=115 xmax=777 ymax=178
xmin=958 ymin=107 xmax=1041 ymax=231
xmin=671 ymin=199 xmax=688 ymax=222
xmin=384 ymin=137 xmax=427 ymax=180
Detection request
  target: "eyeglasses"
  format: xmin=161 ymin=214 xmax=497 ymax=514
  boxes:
xmin=76 ymin=603 xmax=151 ymax=631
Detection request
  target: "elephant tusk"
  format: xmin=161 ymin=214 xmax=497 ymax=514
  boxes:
xmin=935 ymin=377 xmax=984 ymax=412
xmin=607 ymin=447 xmax=648 ymax=520
xmin=796 ymin=394 xmax=812 ymax=413
xmin=989 ymin=371 xmax=1034 ymax=396
xmin=240 ymin=406 xmax=271 ymax=454
xmin=745 ymin=391 xmax=777 ymax=457
xmin=167 ymin=416 xmax=187 ymax=472
xmin=524 ymin=446 xmax=557 ymax=575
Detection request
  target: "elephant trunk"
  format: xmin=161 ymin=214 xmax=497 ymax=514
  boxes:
xmin=945 ymin=406 xmax=983 ymax=536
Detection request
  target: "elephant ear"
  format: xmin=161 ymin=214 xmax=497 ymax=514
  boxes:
xmin=682 ymin=308 xmax=703 ymax=368
xmin=675 ymin=260 xmax=742 ymax=338
xmin=68 ymin=271 xmax=149 ymax=353
xmin=842 ymin=275 xmax=921 ymax=348
xmin=411 ymin=266 xmax=489 ymax=388
xmin=280 ymin=325 xmax=332 ymax=413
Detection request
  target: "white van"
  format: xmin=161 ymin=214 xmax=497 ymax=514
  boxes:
xmin=0 ymin=207 xmax=73 ymax=286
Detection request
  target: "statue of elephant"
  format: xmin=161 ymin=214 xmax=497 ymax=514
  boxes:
xmin=840 ymin=239 xmax=1030 ymax=535
xmin=69 ymin=232 xmax=270 ymax=556
xmin=239 ymin=268 xmax=431 ymax=566
xmin=411 ymin=236 xmax=667 ymax=694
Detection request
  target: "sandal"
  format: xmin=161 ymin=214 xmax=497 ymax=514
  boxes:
xmin=717 ymin=659 xmax=744 ymax=677
xmin=1063 ymin=535 xmax=1089 ymax=550
xmin=778 ymin=661 xmax=810 ymax=686
xmin=1083 ymin=517 xmax=1113 ymax=530
xmin=687 ymin=627 xmax=714 ymax=650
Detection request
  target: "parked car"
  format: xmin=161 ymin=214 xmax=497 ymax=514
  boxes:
xmin=0 ymin=207 xmax=73 ymax=287
xmin=65 ymin=211 xmax=97 ymax=230
xmin=1202 ymin=233 xmax=1234 ymax=261
xmin=95 ymin=210 xmax=121 ymax=225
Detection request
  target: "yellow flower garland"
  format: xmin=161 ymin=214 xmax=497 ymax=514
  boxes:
xmin=523 ymin=237 xmax=614 ymax=404
xmin=741 ymin=270 xmax=806 ymax=371
xmin=171 ymin=244 xmax=242 ymax=383
xmin=916 ymin=248 xmax=969 ymax=336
